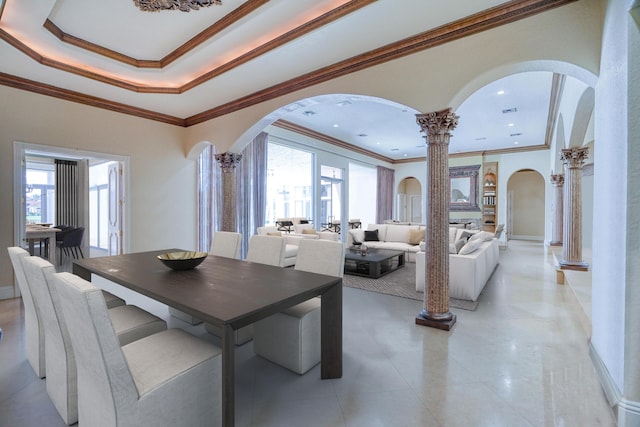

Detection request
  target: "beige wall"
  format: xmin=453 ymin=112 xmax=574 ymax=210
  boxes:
xmin=508 ymin=170 xmax=545 ymax=239
xmin=1 ymin=86 xmax=197 ymax=295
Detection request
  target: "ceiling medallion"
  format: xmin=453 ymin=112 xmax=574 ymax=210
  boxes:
xmin=133 ymin=0 xmax=222 ymax=13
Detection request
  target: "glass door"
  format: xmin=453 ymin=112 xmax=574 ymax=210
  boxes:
xmin=320 ymin=165 xmax=343 ymax=233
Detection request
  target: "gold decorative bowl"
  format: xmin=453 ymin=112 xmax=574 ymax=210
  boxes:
xmin=157 ymin=251 xmax=208 ymax=270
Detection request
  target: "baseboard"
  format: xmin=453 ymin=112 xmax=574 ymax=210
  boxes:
xmin=509 ymin=234 xmax=544 ymax=241
xmin=0 ymin=285 xmax=15 ymax=300
xmin=590 ymin=342 xmax=640 ymax=425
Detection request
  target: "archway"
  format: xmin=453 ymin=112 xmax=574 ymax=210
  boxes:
xmin=506 ymin=169 xmax=545 ymax=241
xmin=397 ymin=177 xmax=422 ymax=223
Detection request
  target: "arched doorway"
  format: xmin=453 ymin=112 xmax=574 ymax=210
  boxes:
xmin=507 ymin=169 xmax=545 ymax=241
xmin=397 ymin=177 xmax=422 ymax=223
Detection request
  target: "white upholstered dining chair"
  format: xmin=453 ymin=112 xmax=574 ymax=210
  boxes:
xmin=7 ymin=246 xmax=46 ymax=378
xmin=246 ymin=234 xmax=286 ymax=267
xmin=253 ymin=239 xmax=345 ymax=374
xmin=52 ymin=271 xmax=222 ymax=427
xmin=22 ymin=256 xmax=168 ymax=425
xmin=210 ymin=231 xmax=242 ymax=259
xmin=204 ymin=234 xmax=284 ymax=346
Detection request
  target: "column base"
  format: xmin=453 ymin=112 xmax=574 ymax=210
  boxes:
xmin=415 ymin=309 xmax=456 ymax=331
xmin=550 ymin=241 xmax=563 ymax=246
xmin=559 ymin=260 xmax=589 ymax=271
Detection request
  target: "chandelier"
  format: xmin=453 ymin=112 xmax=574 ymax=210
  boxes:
xmin=133 ymin=0 xmax=222 ymax=12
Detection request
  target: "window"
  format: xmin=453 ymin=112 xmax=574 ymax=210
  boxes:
xmin=266 ymin=143 xmax=313 ymax=224
xmin=348 ymin=163 xmax=377 ymax=228
xmin=25 ymin=158 xmax=55 ymax=225
xmin=320 ymin=165 xmax=343 ymax=228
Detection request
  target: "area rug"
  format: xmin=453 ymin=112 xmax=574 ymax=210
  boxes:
xmin=342 ymin=262 xmax=480 ymax=311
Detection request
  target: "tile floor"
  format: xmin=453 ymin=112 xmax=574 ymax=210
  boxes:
xmin=0 ymin=240 xmax=616 ymax=426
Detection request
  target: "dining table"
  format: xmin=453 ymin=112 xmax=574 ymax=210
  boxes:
xmin=25 ymin=225 xmax=60 ymax=264
xmin=72 ymin=249 xmax=343 ymax=427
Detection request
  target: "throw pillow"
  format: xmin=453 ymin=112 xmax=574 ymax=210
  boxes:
xmin=469 ymin=231 xmax=494 ymax=242
xmin=454 ymin=237 xmax=466 ymax=253
xmin=409 ymin=228 xmax=424 ymax=245
xmin=349 ymin=228 xmax=365 ymax=244
xmin=364 ymin=229 xmax=379 ymax=242
xmin=458 ymin=238 xmax=483 ymax=255
xmin=267 ymin=231 xmax=282 ymax=237
xmin=302 ymin=228 xmax=317 ymax=235
xmin=459 ymin=230 xmax=476 ymax=241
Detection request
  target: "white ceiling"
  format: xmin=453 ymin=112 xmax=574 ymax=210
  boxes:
xmin=0 ymin=0 xmax=558 ymax=160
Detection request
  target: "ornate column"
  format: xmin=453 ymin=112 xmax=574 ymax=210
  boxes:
xmin=215 ymin=152 xmax=242 ymax=232
xmin=550 ymin=173 xmax=564 ymax=246
xmin=415 ymin=108 xmax=458 ymax=331
xmin=559 ymin=147 xmax=589 ymax=270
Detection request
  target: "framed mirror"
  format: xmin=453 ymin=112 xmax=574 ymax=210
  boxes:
xmin=449 ymin=165 xmax=480 ymax=211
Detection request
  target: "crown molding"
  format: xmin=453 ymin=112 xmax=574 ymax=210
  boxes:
xmin=185 ymin=0 xmax=578 ymax=125
xmin=0 ymin=72 xmax=186 ymax=126
xmin=1 ymin=0 xmax=374 ymax=92
xmin=0 ymin=0 xmax=578 ymax=134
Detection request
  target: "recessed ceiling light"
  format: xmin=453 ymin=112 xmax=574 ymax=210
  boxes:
xmin=497 ymin=90 xmax=505 ymax=95
xmin=403 ymin=154 xmax=408 ymax=157
xmin=302 ymin=110 xmax=316 ymax=116
xmin=514 ymin=141 xmax=519 ymax=145
xmin=333 ymin=124 xmax=339 ymax=128
xmin=508 ymin=123 xmax=515 ymax=127
xmin=376 ymin=142 xmax=381 ymax=145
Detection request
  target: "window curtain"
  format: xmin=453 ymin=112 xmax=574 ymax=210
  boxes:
xmin=55 ymin=159 xmax=79 ymax=226
xmin=376 ymin=165 xmax=395 ymax=224
xmin=197 ymin=145 xmax=222 ymax=252
xmin=237 ymin=132 xmax=268 ymax=258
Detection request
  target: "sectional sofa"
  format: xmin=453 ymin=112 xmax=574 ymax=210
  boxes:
xmin=346 ymin=223 xmax=426 ymax=262
xmin=415 ymin=228 xmax=499 ymax=301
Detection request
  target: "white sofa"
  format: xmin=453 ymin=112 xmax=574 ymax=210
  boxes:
xmin=415 ymin=228 xmax=499 ymax=301
xmin=346 ymin=223 xmax=425 ymax=262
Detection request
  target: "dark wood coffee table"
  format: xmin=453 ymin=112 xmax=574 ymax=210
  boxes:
xmin=344 ymin=248 xmax=405 ymax=279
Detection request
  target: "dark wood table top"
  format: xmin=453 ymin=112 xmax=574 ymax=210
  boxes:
xmin=73 ymin=249 xmax=341 ymax=330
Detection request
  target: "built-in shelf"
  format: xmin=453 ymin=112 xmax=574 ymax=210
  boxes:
xmin=482 ymin=162 xmax=498 ymax=232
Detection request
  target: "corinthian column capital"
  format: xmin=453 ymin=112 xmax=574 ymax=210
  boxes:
xmin=560 ymin=147 xmax=589 ymax=169
xmin=550 ymin=173 xmax=565 ymax=186
xmin=416 ymin=108 xmax=459 ymax=143
xmin=215 ymin=152 xmax=242 ymax=173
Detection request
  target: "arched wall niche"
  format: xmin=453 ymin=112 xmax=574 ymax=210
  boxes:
xmin=397 ymin=177 xmax=423 ymax=223
xmin=506 ymin=169 xmax=546 ymax=241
